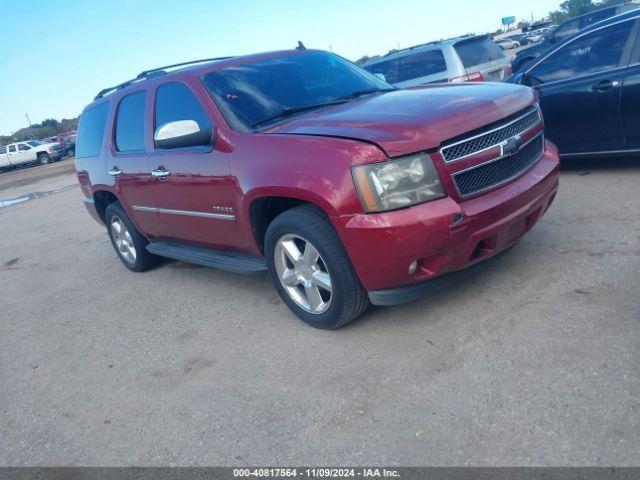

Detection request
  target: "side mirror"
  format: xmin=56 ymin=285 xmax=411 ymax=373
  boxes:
xmin=373 ymin=73 xmax=387 ymax=82
xmin=154 ymin=120 xmax=214 ymax=150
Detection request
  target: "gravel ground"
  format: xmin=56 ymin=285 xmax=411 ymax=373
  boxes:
xmin=0 ymin=157 xmax=638 ymax=466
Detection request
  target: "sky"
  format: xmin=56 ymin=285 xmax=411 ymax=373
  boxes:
xmin=0 ymin=0 xmax=561 ymax=136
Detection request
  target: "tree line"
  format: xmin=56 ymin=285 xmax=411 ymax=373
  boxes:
xmin=1 ymin=117 xmax=78 ymax=146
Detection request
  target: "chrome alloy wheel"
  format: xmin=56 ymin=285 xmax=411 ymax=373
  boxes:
xmin=110 ymin=215 xmax=137 ymax=264
xmin=274 ymin=234 xmax=332 ymax=314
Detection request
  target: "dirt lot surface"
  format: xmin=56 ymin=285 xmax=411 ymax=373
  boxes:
xmin=0 ymin=157 xmax=638 ymax=466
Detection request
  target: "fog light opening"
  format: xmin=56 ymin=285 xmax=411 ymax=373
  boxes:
xmin=408 ymin=260 xmax=419 ymax=275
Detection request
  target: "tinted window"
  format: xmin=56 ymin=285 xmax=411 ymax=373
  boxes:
xmin=18 ymin=144 xmax=30 ymax=151
xmin=554 ymin=18 xmax=581 ymax=39
xmin=580 ymin=8 xmax=617 ymax=30
xmin=8 ymin=145 xmax=16 ymax=152
xmin=364 ymin=50 xmax=447 ymax=83
xmin=155 ymin=83 xmax=211 ymax=137
xmin=455 ymin=37 xmax=505 ymax=67
xmin=530 ymin=20 xmax=633 ymax=84
xmin=115 ymin=92 xmax=146 ymax=152
xmin=201 ymin=51 xmax=391 ymax=129
xmin=0 ymin=147 xmax=6 ymax=154
xmin=27 ymin=141 xmax=40 ymax=147
xmin=76 ymin=102 xmax=110 ymax=158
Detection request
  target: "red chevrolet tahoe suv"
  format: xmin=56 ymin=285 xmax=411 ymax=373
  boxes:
xmin=76 ymin=49 xmax=560 ymax=329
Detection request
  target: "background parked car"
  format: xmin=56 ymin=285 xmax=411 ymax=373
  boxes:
xmin=361 ymin=35 xmax=510 ymax=87
xmin=0 ymin=140 xmax=63 ymax=170
xmin=58 ymin=131 xmax=77 ymax=156
xmin=512 ymin=3 xmax=639 ymax=72
xmin=496 ymin=38 xmax=521 ymax=50
xmin=510 ymin=9 xmax=640 ymax=157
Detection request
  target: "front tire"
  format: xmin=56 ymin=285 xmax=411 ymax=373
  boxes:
xmin=265 ymin=205 xmax=370 ymax=329
xmin=105 ymin=202 xmax=162 ymax=272
xmin=37 ymin=153 xmax=50 ymax=165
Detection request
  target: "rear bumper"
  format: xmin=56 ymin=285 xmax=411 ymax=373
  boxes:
xmin=335 ymin=140 xmax=560 ymax=298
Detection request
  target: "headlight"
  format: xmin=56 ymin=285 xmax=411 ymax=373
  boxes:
xmin=352 ymin=153 xmax=445 ymax=213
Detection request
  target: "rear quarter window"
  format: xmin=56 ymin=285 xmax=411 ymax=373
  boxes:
xmin=76 ymin=102 xmax=110 ymax=158
xmin=454 ymin=37 xmax=505 ymax=67
xmin=364 ymin=50 xmax=447 ymax=83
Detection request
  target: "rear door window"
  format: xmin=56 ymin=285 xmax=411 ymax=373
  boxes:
xmin=365 ymin=50 xmax=447 ymax=83
xmin=8 ymin=145 xmax=16 ymax=153
xmin=454 ymin=37 xmax=505 ymax=67
xmin=0 ymin=147 xmax=6 ymax=154
xmin=115 ymin=91 xmax=146 ymax=153
xmin=76 ymin=102 xmax=110 ymax=158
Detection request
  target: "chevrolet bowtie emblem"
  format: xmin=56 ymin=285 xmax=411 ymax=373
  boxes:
xmin=500 ymin=134 xmax=522 ymax=157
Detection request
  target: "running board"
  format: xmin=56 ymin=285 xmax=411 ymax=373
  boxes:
xmin=146 ymin=241 xmax=267 ymax=274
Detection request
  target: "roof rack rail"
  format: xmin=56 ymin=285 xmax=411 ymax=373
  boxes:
xmin=94 ymin=56 xmax=235 ymax=100
xmin=382 ymin=34 xmax=477 ymax=57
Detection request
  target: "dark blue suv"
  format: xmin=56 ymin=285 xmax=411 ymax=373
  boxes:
xmin=510 ymin=9 xmax=640 ymax=157
xmin=512 ymin=4 xmax=638 ymax=73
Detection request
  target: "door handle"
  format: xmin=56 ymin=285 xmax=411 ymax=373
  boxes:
xmin=108 ymin=167 xmax=122 ymax=176
xmin=591 ymin=80 xmax=619 ymax=92
xmin=151 ymin=168 xmax=170 ymax=177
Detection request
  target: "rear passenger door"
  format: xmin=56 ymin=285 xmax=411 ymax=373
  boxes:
xmin=110 ymin=90 xmax=161 ymax=236
xmin=17 ymin=143 xmax=33 ymax=164
xmin=524 ymin=19 xmax=637 ymax=154
xmin=6 ymin=145 xmax=18 ymax=165
xmin=0 ymin=146 xmax=9 ymax=168
xmin=149 ymin=81 xmax=238 ymax=249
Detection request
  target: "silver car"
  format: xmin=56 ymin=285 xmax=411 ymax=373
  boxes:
xmin=361 ymin=35 xmax=510 ymax=87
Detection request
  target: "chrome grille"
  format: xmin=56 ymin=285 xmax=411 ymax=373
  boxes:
xmin=440 ymin=106 xmax=541 ymax=163
xmin=453 ymin=134 xmax=544 ymax=197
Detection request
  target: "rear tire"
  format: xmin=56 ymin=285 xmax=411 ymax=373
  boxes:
xmin=265 ymin=205 xmax=370 ymax=329
xmin=105 ymin=202 xmax=162 ymax=272
xmin=37 ymin=153 xmax=50 ymax=165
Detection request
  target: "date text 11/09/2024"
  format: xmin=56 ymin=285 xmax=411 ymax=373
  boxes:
xmin=233 ymin=468 xmax=400 ymax=477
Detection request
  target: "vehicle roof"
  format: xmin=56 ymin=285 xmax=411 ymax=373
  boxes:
xmin=86 ymin=49 xmax=315 ymax=109
xmin=360 ymin=35 xmax=487 ymax=67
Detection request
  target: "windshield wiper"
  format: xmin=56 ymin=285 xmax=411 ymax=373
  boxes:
xmin=340 ymin=88 xmax=396 ymax=100
xmin=251 ymin=100 xmax=349 ymax=128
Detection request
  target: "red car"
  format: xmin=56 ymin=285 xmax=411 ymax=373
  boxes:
xmin=75 ymin=49 xmax=559 ymax=329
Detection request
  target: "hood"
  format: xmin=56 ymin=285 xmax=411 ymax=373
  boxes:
xmin=265 ymin=83 xmax=537 ymax=157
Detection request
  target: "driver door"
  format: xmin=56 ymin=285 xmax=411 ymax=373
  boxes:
xmin=524 ymin=19 xmax=637 ymax=154
xmin=148 ymin=81 xmax=238 ymax=250
xmin=17 ymin=144 xmax=33 ymax=163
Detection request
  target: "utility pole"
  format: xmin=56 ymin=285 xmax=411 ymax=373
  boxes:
xmin=25 ymin=113 xmax=32 ymax=127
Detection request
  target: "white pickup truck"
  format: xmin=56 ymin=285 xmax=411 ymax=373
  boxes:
xmin=0 ymin=140 xmax=64 ymax=170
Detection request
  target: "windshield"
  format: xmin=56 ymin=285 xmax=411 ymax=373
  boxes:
xmin=201 ymin=51 xmax=391 ymax=129
xmin=27 ymin=141 xmax=41 ymax=147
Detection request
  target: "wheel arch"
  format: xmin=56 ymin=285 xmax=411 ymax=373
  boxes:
xmin=245 ymin=188 xmax=337 ymax=255
xmin=93 ymin=189 xmax=120 ymax=224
